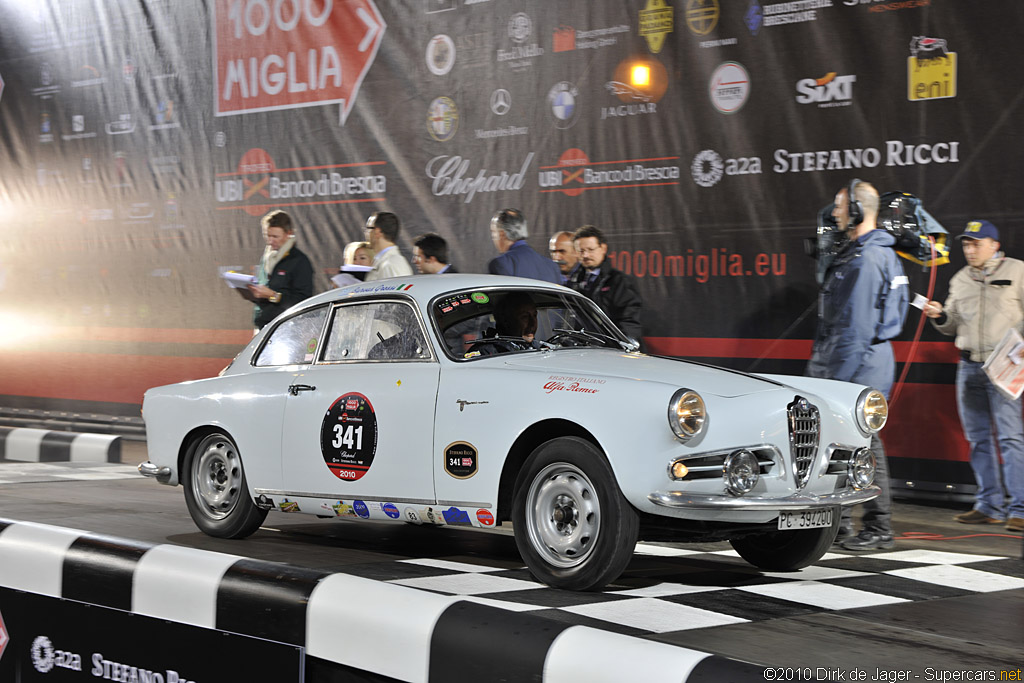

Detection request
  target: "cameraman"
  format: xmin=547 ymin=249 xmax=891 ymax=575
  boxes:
xmin=807 ymin=180 xmax=909 ymax=550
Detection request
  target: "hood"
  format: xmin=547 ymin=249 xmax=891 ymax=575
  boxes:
xmin=499 ymin=349 xmax=783 ymax=398
xmin=860 ymin=227 xmax=898 ymax=248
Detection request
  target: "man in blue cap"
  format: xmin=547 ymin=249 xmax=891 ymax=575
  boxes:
xmin=925 ymin=220 xmax=1024 ymax=533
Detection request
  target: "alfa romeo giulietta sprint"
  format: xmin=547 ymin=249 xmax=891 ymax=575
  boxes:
xmin=141 ymin=275 xmax=884 ymax=590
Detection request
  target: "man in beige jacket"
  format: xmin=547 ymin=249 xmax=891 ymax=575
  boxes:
xmin=924 ymin=220 xmax=1024 ymax=532
xmin=364 ymin=211 xmax=413 ymax=281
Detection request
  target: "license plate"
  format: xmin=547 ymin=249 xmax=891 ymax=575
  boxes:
xmin=777 ymin=508 xmax=833 ymax=530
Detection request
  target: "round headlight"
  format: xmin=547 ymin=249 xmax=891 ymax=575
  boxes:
xmin=668 ymin=389 xmax=706 ymax=441
xmin=724 ymin=449 xmax=760 ymax=496
xmin=848 ymin=447 xmax=876 ymax=490
xmin=856 ymin=388 xmax=888 ymax=434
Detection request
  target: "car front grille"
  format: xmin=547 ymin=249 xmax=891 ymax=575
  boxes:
xmin=788 ymin=396 xmax=820 ymax=489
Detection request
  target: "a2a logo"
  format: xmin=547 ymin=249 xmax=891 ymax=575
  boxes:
xmin=31 ymin=636 xmax=82 ymax=673
xmin=691 ymin=149 xmax=761 ymax=188
xmin=796 ymin=72 xmax=855 ymax=107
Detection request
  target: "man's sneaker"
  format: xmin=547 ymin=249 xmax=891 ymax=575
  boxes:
xmin=1006 ymin=517 xmax=1024 ymax=533
xmin=953 ymin=510 xmax=1002 ymax=525
xmin=839 ymin=530 xmax=895 ymax=551
xmin=833 ymin=526 xmax=854 ymax=546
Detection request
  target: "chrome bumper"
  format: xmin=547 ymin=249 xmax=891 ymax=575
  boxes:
xmin=138 ymin=461 xmax=173 ymax=482
xmin=648 ymin=485 xmax=880 ymax=511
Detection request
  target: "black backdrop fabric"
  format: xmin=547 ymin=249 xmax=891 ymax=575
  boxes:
xmin=0 ymin=0 xmax=1022 ymax=469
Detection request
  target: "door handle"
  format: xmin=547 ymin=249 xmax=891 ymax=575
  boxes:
xmin=288 ymin=384 xmax=316 ymax=396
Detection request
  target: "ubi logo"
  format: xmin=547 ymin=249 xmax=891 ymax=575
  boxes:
xmin=538 ymin=148 xmax=589 ymax=197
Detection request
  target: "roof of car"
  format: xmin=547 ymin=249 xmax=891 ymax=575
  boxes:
xmin=296 ymin=274 xmax=573 ymax=312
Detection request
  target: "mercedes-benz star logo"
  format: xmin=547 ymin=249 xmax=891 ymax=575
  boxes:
xmin=490 ymin=88 xmax=511 ymax=115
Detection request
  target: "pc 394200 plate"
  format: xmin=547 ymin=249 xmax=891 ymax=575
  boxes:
xmin=777 ymin=508 xmax=833 ymax=530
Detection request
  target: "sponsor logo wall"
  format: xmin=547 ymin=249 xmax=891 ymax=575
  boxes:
xmin=0 ymin=1 xmax=1023 ymax=470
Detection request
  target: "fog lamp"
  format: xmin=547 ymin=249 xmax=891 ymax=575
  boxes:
xmin=724 ymin=449 xmax=760 ymax=496
xmin=848 ymin=447 xmax=876 ymax=490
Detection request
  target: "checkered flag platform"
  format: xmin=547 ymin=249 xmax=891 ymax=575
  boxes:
xmin=346 ymin=543 xmax=1024 ymax=638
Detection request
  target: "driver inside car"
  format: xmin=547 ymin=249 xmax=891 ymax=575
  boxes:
xmin=468 ymin=292 xmax=542 ymax=356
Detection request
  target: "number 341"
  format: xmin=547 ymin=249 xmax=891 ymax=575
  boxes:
xmin=333 ymin=424 xmax=363 ymax=450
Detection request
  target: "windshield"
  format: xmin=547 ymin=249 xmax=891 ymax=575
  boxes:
xmin=432 ymin=288 xmax=632 ymax=360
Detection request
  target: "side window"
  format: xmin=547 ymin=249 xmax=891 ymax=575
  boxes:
xmin=254 ymin=307 xmax=327 ymax=367
xmin=323 ymin=301 xmax=430 ymax=362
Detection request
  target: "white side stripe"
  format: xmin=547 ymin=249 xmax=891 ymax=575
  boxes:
xmin=0 ymin=522 xmax=82 ymax=596
xmin=133 ymin=545 xmax=239 ymax=627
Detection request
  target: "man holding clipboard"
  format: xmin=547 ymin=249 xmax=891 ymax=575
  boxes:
xmin=243 ymin=210 xmax=314 ymax=331
xmin=925 ymin=220 xmax=1024 ymax=532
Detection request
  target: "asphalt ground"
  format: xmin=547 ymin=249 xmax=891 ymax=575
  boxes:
xmin=0 ymin=440 xmax=1021 ymax=676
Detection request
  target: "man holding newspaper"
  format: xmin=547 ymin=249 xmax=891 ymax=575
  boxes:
xmin=924 ymin=220 xmax=1024 ymax=532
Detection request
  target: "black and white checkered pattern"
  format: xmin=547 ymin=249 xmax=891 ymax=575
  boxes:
xmin=340 ymin=543 xmax=1024 ymax=639
xmin=0 ymin=519 xmax=763 ymax=682
xmin=0 ymin=427 xmax=122 ymax=463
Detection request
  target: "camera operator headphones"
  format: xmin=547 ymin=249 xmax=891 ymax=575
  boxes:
xmin=847 ymin=178 xmax=864 ymax=227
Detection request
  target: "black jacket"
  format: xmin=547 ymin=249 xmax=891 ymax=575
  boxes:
xmin=254 ymin=245 xmax=314 ymax=329
xmin=569 ymin=260 xmax=643 ymax=340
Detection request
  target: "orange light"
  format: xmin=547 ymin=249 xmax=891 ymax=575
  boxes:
xmin=671 ymin=462 xmax=689 ymax=479
xmin=631 ymin=65 xmax=650 ymax=87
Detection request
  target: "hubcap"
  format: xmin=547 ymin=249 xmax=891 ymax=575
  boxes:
xmin=193 ymin=435 xmax=240 ymax=520
xmin=524 ymin=462 xmax=600 ymax=568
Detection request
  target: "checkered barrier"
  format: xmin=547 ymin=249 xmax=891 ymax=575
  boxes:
xmin=0 ymin=518 xmax=764 ymax=682
xmin=0 ymin=427 xmax=121 ymax=463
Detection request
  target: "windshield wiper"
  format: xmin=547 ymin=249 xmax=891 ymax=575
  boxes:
xmin=550 ymin=327 xmax=636 ymax=351
xmin=549 ymin=327 xmax=612 ymax=347
xmin=467 ymin=335 xmax=549 ymax=352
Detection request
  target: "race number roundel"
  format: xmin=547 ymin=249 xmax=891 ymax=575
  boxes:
xmin=320 ymin=393 xmax=378 ymax=481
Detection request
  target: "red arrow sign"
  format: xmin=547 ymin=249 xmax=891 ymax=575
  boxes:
xmin=0 ymin=607 xmax=9 ymax=663
xmin=213 ymin=0 xmax=386 ymax=124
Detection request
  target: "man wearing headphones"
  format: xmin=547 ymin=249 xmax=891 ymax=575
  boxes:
xmin=807 ymin=180 xmax=910 ymax=550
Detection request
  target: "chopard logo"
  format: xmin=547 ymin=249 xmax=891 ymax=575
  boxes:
xmin=426 ymin=153 xmax=534 ymax=203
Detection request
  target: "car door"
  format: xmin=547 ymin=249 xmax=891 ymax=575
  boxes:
xmin=280 ymin=298 xmax=439 ymax=503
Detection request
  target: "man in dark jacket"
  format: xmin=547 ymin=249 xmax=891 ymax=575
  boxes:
xmin=412 ymin=232 xmax=458 ymax=274
xmin=807 ymin=180 xmax=909 ymax=550
xmin=248 ymin=210 xmax=314 ymax=330
xmin=488 ymin=208 xmax=561 ymax=284
xmin=568 ymin=225 xmax=642 ymax=341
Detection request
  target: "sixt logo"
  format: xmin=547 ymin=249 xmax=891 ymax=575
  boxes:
xmin=795 ymin=72 xmax=855 ymax=107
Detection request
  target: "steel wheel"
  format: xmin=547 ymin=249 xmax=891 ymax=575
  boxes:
xmin=512 ymin=436 xmax=638 ymax=590
xmin=192 ymin=433 xmax=242 ymax=520
xmin=182 ymin=430 xmax=266 ymax=539
xmin=524 ymin=462 xmax=600 ymax=568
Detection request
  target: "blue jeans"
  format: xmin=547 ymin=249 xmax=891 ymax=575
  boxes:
xmin=956 ymin=360 xmax=1024 ymax=520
